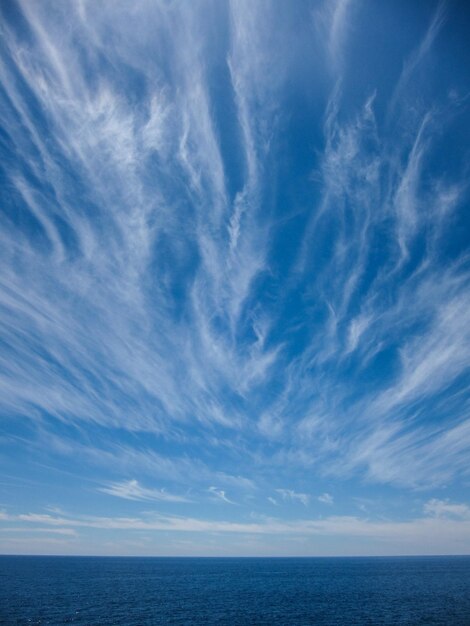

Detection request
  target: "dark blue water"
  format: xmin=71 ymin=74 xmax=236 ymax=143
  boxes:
xmin=1 ymin=556 xmax=470 ymax=625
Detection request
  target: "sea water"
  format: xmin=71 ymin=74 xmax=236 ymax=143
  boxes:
xmin=1 ymin=555 xmax=470 ymax=625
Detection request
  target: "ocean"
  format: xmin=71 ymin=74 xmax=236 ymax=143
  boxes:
xmin=1 ymin=555 xmax=470 ymax=625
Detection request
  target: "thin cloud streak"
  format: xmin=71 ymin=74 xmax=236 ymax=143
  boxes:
xmin=99 ymin=480 xmax=193 ymax=503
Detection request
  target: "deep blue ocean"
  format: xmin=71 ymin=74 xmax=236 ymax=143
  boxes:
xmin=1 ymin=556 xmax=470 ymax=625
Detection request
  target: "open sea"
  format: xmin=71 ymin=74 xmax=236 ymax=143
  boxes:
xmin=1 ymin=555 xmax=470 ymax=625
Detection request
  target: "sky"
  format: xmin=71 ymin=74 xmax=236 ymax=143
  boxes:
xmin=0 ymin=0 xmax=469 ymax=557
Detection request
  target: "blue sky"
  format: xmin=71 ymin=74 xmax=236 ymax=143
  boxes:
xmin=0 ymin=0 xmax=469 ymax=556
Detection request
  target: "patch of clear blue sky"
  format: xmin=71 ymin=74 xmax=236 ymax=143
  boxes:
xmin=0 ymin=0 xmax=469 ymax=556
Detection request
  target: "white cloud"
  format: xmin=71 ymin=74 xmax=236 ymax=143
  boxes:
xmin=389 ymin=1 xmax=446 ymax=114
xmin=2 ymin=507 xmax=470 ymax=556
xmin=0 ymin=0 xmax=469 ymax=529
xmin=276 ymin=489 xmax=310 ymax=506
xmin=311 ymin=0 xmax=353 ymax=71
xmin=318 ymin=493 xmax=334 ymax=505
xmin=208 ymin=487 xmax=235 ymax=505
xmin=0 ymin=526 xmax=76 ymax=536
xmin=424 ymin=499 xmax=470 ymax=520
xmin=99 ymin=480 xmax=192 ymax=503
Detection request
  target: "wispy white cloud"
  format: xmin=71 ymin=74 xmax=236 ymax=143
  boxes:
xmin=276 ymin=489 xmax=310 ymax=506
xmin=0 ymin=526 xmax=76 ymax=536
xmin=208 ymin=487 xmax=236 ymax=505
xmin=389 ymin=1 xmax=446 ymax=114
xmin=318 ymin=493 xmax=334 ymax=505
xmin=99 ymin=480 xmax=192 ymax=503
xmin=424 ymin=499 xmax=470 ymax=520
xmin=2 ymin=506 xmax=470 ymax=555
xmin=0 ymin=0 xmax=469 ymax=550
xmin=311 ymin=0 xmax=353 ymax=71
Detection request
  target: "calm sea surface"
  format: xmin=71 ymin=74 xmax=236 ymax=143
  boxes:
xmin=1 ymin=556 xmax=470 ymax=625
